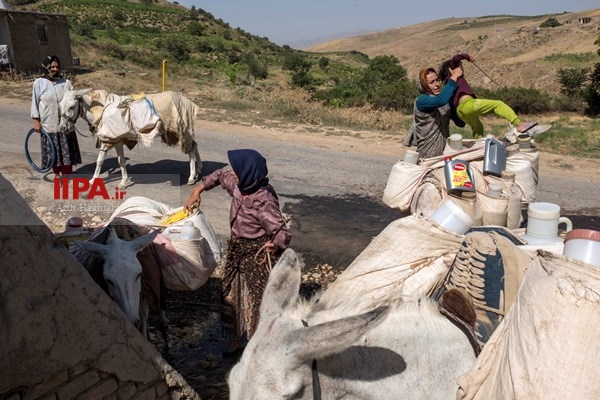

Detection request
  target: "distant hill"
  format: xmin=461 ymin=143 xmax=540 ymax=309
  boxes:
xmin=307 ymin=9 xmax=600 ymax=94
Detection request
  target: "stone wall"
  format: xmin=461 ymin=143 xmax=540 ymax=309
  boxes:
xmin=0 ymin=175 xmax=200 ymax=400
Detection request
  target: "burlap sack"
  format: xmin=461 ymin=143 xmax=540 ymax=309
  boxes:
xmin=317 ymin=215 xmax=464 ymax=312
xmin=457 ymin=251 xmax=600 ymax=400
xmin=382 ymin=161 xmax=429 ymax=211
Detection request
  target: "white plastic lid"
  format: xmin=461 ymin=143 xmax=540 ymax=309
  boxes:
xmin=528 ymin=202 xmax=561 ymax=219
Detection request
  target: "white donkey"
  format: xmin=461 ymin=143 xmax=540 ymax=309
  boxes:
xmin=228 ymin=248 xmax=476 ymax=400
xmin=72 ymin=219 xmax=168 ymax=351
xmin=58 ymin=88 xmax=202 ymax=189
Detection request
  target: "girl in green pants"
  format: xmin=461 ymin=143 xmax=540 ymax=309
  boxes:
xmin=439 ymin=53 xmax=536 ymax=138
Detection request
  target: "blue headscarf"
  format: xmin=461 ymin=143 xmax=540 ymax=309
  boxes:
xmin=227 ymin=149 xmax=269 ymax=194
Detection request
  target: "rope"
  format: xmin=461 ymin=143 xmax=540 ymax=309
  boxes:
xmin=24 ymin=128 xmax=55 ymax=173
xmin=253 ymin=220 xmax=288 ymax=273
xmin=254 ymin=244 xmax=273 ymax=272
xmin=471 ymin=61 xmax=500 ymax=87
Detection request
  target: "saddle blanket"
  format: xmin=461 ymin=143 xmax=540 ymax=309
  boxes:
xmin=97 ymin=94 xmax=161 ymax=145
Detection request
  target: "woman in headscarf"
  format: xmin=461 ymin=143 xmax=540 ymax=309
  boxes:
xmin=404 ymin=64 xmax=464 ymax=159
xmin=31 ymin=55 xmax=82 ymax=178
xmin=184 ymin=149 xmax=291 ymax=354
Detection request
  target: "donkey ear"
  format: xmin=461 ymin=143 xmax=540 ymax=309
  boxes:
xmin=130 ymin=229 xmax=160 ymax=253
xmin=259 ymin=248 xmax=302 ymax=319
xmin=287 ymin=305 xmax=390 ymax=367
xmin=74 ymin=240 xmax=109 ymax=259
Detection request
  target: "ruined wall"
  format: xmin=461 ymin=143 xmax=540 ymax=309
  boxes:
xmin=0 ymin=175 xmax=200 ymax=400
xmin=4 ymin=11 xmax=72 ymax=73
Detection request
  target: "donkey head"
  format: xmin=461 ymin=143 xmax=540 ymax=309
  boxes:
xmin=75 ymin=227 xmax=159 ymax=326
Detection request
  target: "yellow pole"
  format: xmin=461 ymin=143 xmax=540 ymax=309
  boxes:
xmin=162 ymin=59 xmax=167 ymax=91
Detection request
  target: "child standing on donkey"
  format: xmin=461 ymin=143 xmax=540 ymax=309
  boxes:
xmin=438 ymin=53 xmax=537 ymax=139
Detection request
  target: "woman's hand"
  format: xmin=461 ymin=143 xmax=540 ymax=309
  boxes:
xmin=184 ymin=182 xmax=205 ymax=213
xmin=184 ymin=194 xmax=200 ymax=213
xmin=33 ymin=119 xmax=42 ymax=132
xmin=449 ymin=65 xmax=464 ymax=82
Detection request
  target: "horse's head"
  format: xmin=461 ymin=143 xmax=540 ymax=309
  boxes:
xmin=75 ymin=227 xmax=159 ymax=326
xmin=58 ymin=88 xmax=92 ymax=133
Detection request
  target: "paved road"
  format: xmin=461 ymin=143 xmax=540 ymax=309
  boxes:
xmin=1 ymin=100 xmax=598 ymax=267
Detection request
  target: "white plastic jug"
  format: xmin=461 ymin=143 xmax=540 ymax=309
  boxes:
xmin=163 ymin=220 xmax=202 ymax=241
xmin=403 ymin=149 xmax=419 ymax=164
xmin=526 ymin=202 xmax=572 ymax=241
xmin=429 ymin=200 xmax=474 ymax=235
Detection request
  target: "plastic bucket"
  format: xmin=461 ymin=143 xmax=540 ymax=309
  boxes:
xmin=563 ymin=229 xmax=600 ymax=267
xmin=429 ymin=200 xmax=473 ymax=235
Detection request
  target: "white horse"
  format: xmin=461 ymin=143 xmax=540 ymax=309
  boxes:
xmin=72 ymin=218 xmax=169 ymax=350
xmin=228 ymin=248 xmax=476 ymax=400
xmin=58 ymin=88 xmax=202 ymax=189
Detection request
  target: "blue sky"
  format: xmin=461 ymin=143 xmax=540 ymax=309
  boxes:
xmin=174 ymin=1 xmax=599 ymax=47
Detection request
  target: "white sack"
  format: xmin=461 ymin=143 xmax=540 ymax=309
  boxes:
xmin=317 ymin=215 xmax=464 ymax=312
xmin=381 ymin=161 xmax=429 ymax=211
xmin=108 ymin=196 xmax=222 ymax=291
xmin=458 ymin=251 xmax=600 ymax=400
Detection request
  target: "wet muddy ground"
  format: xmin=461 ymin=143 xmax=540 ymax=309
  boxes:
xmin=148 ymin=192 xmax=401 ymax=399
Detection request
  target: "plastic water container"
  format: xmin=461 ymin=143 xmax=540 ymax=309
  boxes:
xmin=448 ymin=134 xmax=463 ymax=151
xmin=179 ymin=221 xmax=202 ymax=240
xmin=483 ymin=138 xmax=507 ymax=177
xmin=461 ymin=191 xmax=483 ymax=227
xmin=563 ymin=229 xmax=600 ymax=267
xmin=517 ymin=134 xmax=531 ymax=149
xmin=163 ymin=221 xmax=202 ymax=241
xmin=522 ymin=202 xmax=573 ymax=245
xmin=430 ymin=200 xmax=474 ymax=235
xmin=403 ymin=149 xmax=419 ymax=164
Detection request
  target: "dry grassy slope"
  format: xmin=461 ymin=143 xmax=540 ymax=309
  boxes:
xmin=308 ymin=9 xmax=600 ymax=94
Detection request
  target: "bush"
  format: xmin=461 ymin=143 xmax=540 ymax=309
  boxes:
xmin=165 ymin=39 xmax=191 ymax=62
xmin=474 ymin=86 xmax=553 ymax=114
xmin=540 ymin=18 xmax=561 ymax=28
xmin=187 ymin=22 xmax=204 ymax=36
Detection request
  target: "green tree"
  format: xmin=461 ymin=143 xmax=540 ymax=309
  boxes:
xmin=282 ymin=52 xmax=313 ymax=88
xmin=584 ymin=64 xmax=600 ymax=115
xmin=556 ymin=67 xmax=590 ymax=99
xmin=359 ymin=55 xmax=413 ymax=111
xmin=584 ymin=36 xmax=600 ymax=115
